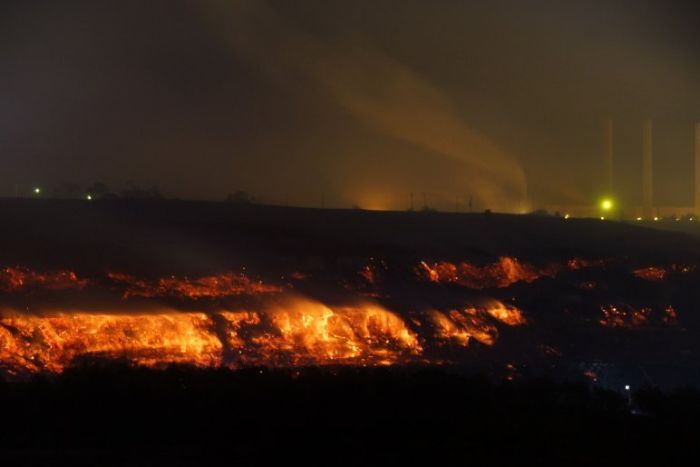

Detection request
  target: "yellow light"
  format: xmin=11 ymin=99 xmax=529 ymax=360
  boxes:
xmin=653 ymin=217 xmax=659 ymax=221
xmin=86 ymin=194 xmax=93 ymax=201
xmin=33 ymin=187 xmax=41 ymax=195
xmin=600 ymin=198 xmax=613 ymax=211
xmin=636 ymin=217 xmax=643 ymax=221
xmin=564 ymin=214 xmax=570 ymax=219
xmin=600 ymin=216 xmax=605 ymax=220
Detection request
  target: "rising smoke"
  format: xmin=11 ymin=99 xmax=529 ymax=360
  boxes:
xmin=201 ymin=0 xmax=528 ymax=211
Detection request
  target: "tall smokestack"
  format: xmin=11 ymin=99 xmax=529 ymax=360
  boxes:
xmin=604 ymin=119 xmax=613 ymax=194
xmin=642 ymin=120 xmax=653 ymax=219
xmin=695 ymin=123 xmax=700 ymax=215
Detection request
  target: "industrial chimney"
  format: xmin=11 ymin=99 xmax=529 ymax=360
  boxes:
xmin=642 ymin=120 xmax=653 ymax=219
xmin=695 ymin=123 xmax=700 ymax=215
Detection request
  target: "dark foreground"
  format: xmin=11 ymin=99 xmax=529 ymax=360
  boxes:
xmin=1 ymin=365 xmax=698 ymax=466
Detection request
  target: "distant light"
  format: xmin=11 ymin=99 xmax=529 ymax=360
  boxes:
xmin=625 ymin=385 xmax=630 ymax=391
xmin=86 ymin=194 xmax=93 ymax=201
xmin=636 ymin=217 xmax=643 ymax=221
xmin=564 ymin=214 xmax=570 ymax=219
xmin=33 ymin=187 xmax=41 ymax=195
xmin=600 ymin=216 xmax=605 ymax=220
xmin=654 ymin=217 xmax=659 ymax=221
xmin=600 ymin=198 xmax=614 ymax=211
xmin=675 ymin=218 xmax=681 ymax=222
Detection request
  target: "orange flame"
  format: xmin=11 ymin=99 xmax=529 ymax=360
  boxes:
xmin=107 ymin=272 xmax=283 ymax=299
xmin=632 ymin=264 xmax=695 ymax=281
xmin=429 ymin=301 xmax=525 ymax=347
xmin=224 ymin=298 xmax=421 ymax=367
xmin=0 ymin=267 xmax=88 ymax=293
xmin=0 ymin=311 xmax=222 ymax=374
xmin=0 ymin=298 xmax=424 ymax=375
xmin=632 ymin=267 xmax=667 ymax=281
xmin=418 ymin=256 xmax=606 ymax=289
xmin=418 ymin=257 xmax=553 ymax=289
xmin=0 ymin=297 xmax=530 ymax=375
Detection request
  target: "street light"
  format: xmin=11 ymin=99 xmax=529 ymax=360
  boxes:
xmin=600 ymin=198 xmax=613 ymax=211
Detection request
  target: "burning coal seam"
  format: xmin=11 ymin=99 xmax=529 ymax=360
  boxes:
xmin=0 ymin=267 xmax=283 ymax=298
xmin=416 ymin=257 xmax=605 ymax=289
xmin=0 ymin=298 xmax=526 ymax=376
xmin=0 ymin=260 xmax=684 ymax=377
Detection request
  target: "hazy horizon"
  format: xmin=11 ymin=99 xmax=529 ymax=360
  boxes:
xmin=2 ymin=0 xmax=699 ymax=211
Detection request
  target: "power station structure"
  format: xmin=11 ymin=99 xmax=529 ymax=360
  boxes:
xmin=547 ymin=120 xmax=700 ymax=219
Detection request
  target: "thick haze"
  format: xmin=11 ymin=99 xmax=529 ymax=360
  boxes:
xmin=1 ymin=0 xmax=699 ymax=210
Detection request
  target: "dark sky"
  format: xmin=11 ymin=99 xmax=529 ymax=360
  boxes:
xmin=1 ymin=0 xmax=699 ymax=211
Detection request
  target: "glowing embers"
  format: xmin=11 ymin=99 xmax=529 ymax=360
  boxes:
xmin=430 ymin=301 xmax=525 ymax=347
xmin=0 ymin=298 xmax=424 ymax=375
xmin=599 ymin=304 xmax=678 ymax=328
xmin=0 ymin=267 xmax=88 ymax=293
xmin=222 ymin=298 xmax=421 ymax=367
xmin=632 ymin=266 xmax=667 ymax=281
xmin=430 ymin=309 xmax=497 ymax=346
xmin=418 ymin=257 xmax=554 ymax=289
xmin=566 ymin=258 xmax=605 ymax=270
xmin=357 ymin=258 xmax=388 ymax=286
xmin=417 ymin=256 xmax=609 ymax=290
xmin=485 ymin=300 xmax=527 ymax=326
xmin=0 ymin=311 xmax=222 ymax=374
xmin=107 ymin=272 xmax=283 ymax=299
xmin=632 ymin=264 xmax=695 ymax=282
xmin=0 ymin=297 xmax=530 ymax=375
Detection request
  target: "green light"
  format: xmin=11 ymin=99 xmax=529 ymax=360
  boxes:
xmin=600 ymin=198 xmax=613 ymax=211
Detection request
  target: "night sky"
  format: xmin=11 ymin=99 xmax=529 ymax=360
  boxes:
xmin=1 ymin=0 xmax=699 ymax=211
